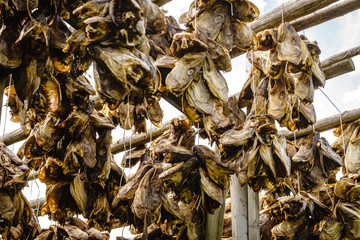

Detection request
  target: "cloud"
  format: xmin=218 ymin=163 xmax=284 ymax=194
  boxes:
xmin=251 ymin=0 xmax=266 ymax=14
xmin=343 ymin=84 xmax=360 ymax=109
xmin=338 ymin=11 xmax=360 ymax=52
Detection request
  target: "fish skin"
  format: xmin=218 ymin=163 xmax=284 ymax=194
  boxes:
xmin=166 ymin=52 xmax=206 ymax=97
xmin=276 ymin=22 xmax=302 ymax=65
xmin=203 ymin=54 xmax=228 ymax=102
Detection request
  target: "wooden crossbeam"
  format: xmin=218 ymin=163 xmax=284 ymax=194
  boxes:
xmin=289 ymin=0 xmax=360 ymax=32
xmin=152 ymin=0 xmax=172 ymax=7
xmin=323 ymin=58 xmax=355 ymax=80
xmin=111 ymin=121 xmax=171 ymax=154
xmin=279 ymin=107 xmax=360 ymax=140
xmin=321 ymin=46 xmax=360 ymax=68
xmin=0 ymin=48 xmax=357 ymax=150
xmin=250 ymin=0 xmax=339 ymax=33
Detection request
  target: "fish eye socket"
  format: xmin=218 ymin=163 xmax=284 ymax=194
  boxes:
xmin=305 ymin=80 xmax=310 ymax=86
xmin=291 ymin=39 xmax=296 ymax=45
xmin=187 ymin=68 xmax=195 ymax=75
xmin=279 ymin=92 xmax=285 ymax=98
xmin=208 ymin=42 xmax=215 ymax=48
xmin=214 ymin=15 xmax=223 ymax=24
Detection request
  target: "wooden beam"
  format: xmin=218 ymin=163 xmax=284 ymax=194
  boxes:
xmin=205 ymin=147 xmax=226 ymax=240
xmin=250 ymin=0 xmax=339 ymax=33
xmin=321 ymin=46 xmax=360 ymax=68
xmin=205 ymin=185 xmax=227 ymax=240
xmin=230 ymin=174 xmax=248 ymax=240
xmin=28 ymin=171 xmax=39 ymax=181
xmin=0 ymin=128 xmax=27 ymax=146
xmin=30 ymin=197 xmax=45 ymax=215
xmin=247 ymin=188 xmax=259 ymax=240
xmin=0 ymin=58 xmax=354 ymax=149
xmin=152 ymin=0 xmax=172 ymax=7
xmin=323 ymin=58 xmax=355 ymax=80
xmin=289 ymin=0 xmax=360 ymax=32
xmin=110 ymin=122 xmax=171 ymax=154
xmin=280 ymin=107 xmax=360 ymax=140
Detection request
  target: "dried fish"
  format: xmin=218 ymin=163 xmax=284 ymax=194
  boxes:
xmin=166 ymin=52 xmax=206 ymax=96
xmin=203 ymin=54 xmax=228 ymax=102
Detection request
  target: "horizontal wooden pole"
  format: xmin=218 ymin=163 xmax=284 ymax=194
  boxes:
xmin=323 ymin=58 xmax=355 ymax=80
xmin=0 ymin=128 xmax=27 ymax=146
xmin=152 ymin=0 xmax=172 ymax=6
xmin=110 ymin=121 xmax=171 ymax=154
xmin=321 ymin=46 xmax=360 ymax=68
xmin=279 ymin=107 xmax=360 ymax=140
xmin=290 ymin=0 xmax=360 ymax=32
xmin=250 ymin=0 xmax=339 ymax=33
xmin=30 ymin=108 xmax=360 ymax=216
xmin=30 ymin=197 xmax=45 ymax=213
xmin=1 ymin=49 xmax=357 ymax=149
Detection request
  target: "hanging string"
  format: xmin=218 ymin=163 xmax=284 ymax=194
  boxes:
xmin=194 ymin=0 xmax=197 ymax=31
xmin=34 ymin=179 xmax=41 ymax=217
xmin=281 ymin=4 xmax=284 ymax=23
xmin=150 ymin=121 xmax=153 ymax=142
xmin=250 ymin=50 xmax=256 ymax=113
xmin=318 ymin=88 xmax=347 ymax=160
xmin=128 ymin=132 xmax=132 ymax=177
xmin=197 ymin=122 xmax=200 ymax=145
xmin=2 ymin=75 xmax=12 ymax=137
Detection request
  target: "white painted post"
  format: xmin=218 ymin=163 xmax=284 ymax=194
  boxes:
xmin=247 ymin=187 xmax=260 ymax=240
xmin=230 ymin=174 xmax=248 ymax=239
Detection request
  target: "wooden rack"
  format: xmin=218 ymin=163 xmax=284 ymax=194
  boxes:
xmin=1 ymin=0 xmax=360 ymax=239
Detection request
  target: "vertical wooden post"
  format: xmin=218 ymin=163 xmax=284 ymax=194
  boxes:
xmin=247 ymin=187 xmax=260 ymax=240
xmin=205 ymin=146 xmax=227 ymax=240
xmin=230 ymin=174 xmax=248 ymax=239
xmin=204 ymin=185 xmax=227 ymax=240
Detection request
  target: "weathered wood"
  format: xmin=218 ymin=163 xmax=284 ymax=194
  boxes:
xmin=247 ymin=187 xmax=259 ymax=240
xmin=30 ymin=197 xmax=45 ymax=214
xmin=28 ymin=171 xmax=39 ymax=181
xmin=0 ymin=57 xmax=354 ymax=149
xmin=321 ymin=46 xmax=360 ymax=68
xmin=280 ymin=107 xmax=360 ymax=140
xmin=152 ymin=0 xmax=172 ymax=7
xmin=230 ymin=174 xmax=248 ymax=240
xmin=290 ymin=0 xmax=360 ymax=32
xmin=1 ymin=48 xmax=357 ymax=151
xmin=323 ymin=58 xmax=355 ymax=80
xmin=250 ymin=0 xmax=339 ymax=33
xmin=0 ymin=128 xmax=27 ymax=146
xmin=205 ymin=147 xmax=226 ymax=240
xmin=205 ymin=184 xmax=227 ymax=240
xmin=111 ymin=121 xmax=171 ymax=154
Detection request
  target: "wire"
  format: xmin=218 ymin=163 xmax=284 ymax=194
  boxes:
xmin=319 ymin=88 xmax=347 ymax=167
